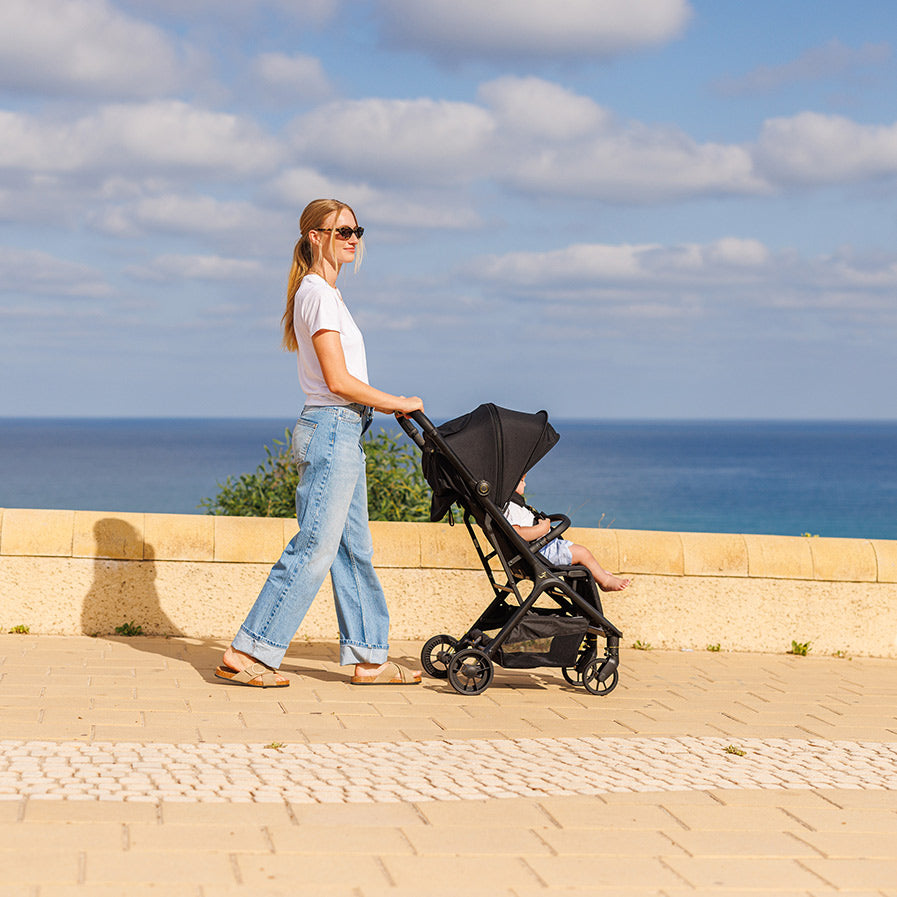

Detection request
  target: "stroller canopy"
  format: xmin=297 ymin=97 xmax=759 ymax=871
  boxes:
xmin=422 ymin=403 xmax=560 ymax=521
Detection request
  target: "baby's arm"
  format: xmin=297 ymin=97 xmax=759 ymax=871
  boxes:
xmin=511 ymin=517 xmax=552 ymax=542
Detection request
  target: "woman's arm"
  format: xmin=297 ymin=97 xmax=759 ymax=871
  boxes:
xmin=313 ymin=329 xmax=423 ymax=415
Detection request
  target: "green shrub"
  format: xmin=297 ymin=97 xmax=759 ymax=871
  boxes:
xmin=114 ymin=621 xmax=144 ymax=637
xmin=200 ymin=426 xmax=432 ymax=522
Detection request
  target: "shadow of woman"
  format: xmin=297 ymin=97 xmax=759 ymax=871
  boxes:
xmin=80 ymin=518 xmax=223 ymax=678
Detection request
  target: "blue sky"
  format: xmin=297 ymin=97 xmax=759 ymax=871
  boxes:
xmin=2 ymin=0 xmax=897 ymax=420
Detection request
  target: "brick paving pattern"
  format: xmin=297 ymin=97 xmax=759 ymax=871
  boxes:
xmin=3 ymin=735 xmax=897 ymax=804
xmin=2 ymin=635 xmax=897 ymax=895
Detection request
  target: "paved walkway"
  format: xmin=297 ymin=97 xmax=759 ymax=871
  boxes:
xmin=1 ymin=634 xmax=897 ymax=895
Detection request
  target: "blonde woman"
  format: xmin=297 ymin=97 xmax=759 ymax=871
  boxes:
xmin=216 ymin=199 xmax=423 ymax=687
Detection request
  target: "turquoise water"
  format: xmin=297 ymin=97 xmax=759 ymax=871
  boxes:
xmin=1 ymin=418 xmax=896 ymax=539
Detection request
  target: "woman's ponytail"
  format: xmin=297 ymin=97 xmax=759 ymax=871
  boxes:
xmin=281 ymin=235 xmax=314 ymax=352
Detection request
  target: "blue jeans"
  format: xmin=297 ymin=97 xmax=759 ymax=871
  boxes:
xmin=232 ymin=404 xmax=390 ymax=668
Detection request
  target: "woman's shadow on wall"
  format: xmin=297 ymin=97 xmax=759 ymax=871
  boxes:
xmin=80 ymin=518 xmax=223 ymax=678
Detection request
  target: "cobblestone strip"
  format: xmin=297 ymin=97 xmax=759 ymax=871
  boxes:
xmin=1 ymin=736 xmax=896 ymax=804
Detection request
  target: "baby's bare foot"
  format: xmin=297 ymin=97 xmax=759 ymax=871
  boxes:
xmin=597 ymin=574 xmax=631 ymax=592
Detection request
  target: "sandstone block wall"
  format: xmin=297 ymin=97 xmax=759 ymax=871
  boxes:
xmin=1 ymin=508 xmax=896 ymax=657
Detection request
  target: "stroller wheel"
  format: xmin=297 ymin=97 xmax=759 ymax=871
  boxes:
xmin=562 ymin=642 xmax=597 ymax=686
xmin=582 ymin=658 xmax=619 ymax=696
xmin=421 ymin=634 xmax=458 ymax=679
xmin=447 ymin=648 xmax=494 ymax=696
xmin=561 ymin=666 xmax=581 ymax=686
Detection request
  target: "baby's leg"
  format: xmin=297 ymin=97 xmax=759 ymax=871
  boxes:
xmin=569 ymin=544 xmax=631 ymax=591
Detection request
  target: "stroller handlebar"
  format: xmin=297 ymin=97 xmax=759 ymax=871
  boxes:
xmin=394 ymin=409 xmax=435 ymax=449
xmin=529 ymin=513 xmax=571 ymax=552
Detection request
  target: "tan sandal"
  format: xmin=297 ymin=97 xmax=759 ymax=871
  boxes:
xmin=350 ymin=661 xmax=421 ymax=686
xmin=214 ymin=662 xmax=289 ymax=688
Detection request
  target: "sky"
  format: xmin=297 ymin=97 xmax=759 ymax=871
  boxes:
xmin=2 ymin=0 xmax=897 ymax=421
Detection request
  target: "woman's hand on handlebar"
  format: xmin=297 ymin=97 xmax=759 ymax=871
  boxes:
xmin=392 ymin=396 xmax=424 ymax=417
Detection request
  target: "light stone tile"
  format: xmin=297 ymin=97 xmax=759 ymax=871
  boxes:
xmin=83 ymin=850 xmax=236 ymax=884
xmin=236 ymin=854 xmax=387 ymax=887
xmin=381 ymin=855 xmax=535 ymax=889
xmin=526 ymin=854 xmax=685 ymax=889
xmin=0 ymin=848 xmax=81 ymax=883
xmin=800 ymin=858 xmax=897 ymax=890
xmin=662 ymin=856 xmax=828 ymax=890
xmin=127 ymin=822 xmax=271 ymax=852
xmin=267 ymin=823 xmax=413 ymax=854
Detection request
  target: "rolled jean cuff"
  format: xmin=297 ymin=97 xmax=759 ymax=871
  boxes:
xmin=232 ymin=627 xmax=286 ymax=670
xmin=339 ymin=639 xmax=389 ymax=666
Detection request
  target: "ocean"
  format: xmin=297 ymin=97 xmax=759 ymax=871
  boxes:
xmin=1 ymin=418 xmax=896 ymax=540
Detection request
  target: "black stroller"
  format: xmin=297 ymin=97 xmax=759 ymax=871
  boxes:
xmin=398 ymin=403 xmax=623 ymax=697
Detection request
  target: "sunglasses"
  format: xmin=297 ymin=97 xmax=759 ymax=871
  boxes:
xmin=315 ymin=225 xmax=364 ymax=240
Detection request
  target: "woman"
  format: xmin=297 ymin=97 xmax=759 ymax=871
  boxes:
xmin=216 ymin=199 xmax=424 ymax=687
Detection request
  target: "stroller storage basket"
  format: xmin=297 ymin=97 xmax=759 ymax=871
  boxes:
xmin=498 ymin=614 xmax=588 ymax=669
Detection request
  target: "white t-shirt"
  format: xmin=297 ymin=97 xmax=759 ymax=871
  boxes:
xmin=292 ymin=274 xmax=369 ymax=406
xmin=504 ymin=500 xmax=535 ymax=528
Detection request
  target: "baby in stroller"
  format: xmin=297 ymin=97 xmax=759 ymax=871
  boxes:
xmin=504 ymin=475 xmax=631 ymax=592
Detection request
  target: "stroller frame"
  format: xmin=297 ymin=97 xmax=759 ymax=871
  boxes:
xmin=399 ymin=410 xmax=623 ymax=696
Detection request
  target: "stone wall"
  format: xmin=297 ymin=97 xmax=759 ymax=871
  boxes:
xmin=1 ymin=507 xmax=896 ymax=656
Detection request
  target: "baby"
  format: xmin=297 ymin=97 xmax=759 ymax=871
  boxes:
xmin=503 ymin=476 xmax=631 ymax=592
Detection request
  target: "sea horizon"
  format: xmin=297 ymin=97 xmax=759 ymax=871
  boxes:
xmin=2 ymin=417 xmax=896 ymax=541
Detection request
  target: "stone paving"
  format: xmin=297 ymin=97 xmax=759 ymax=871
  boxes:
xmin=2 ymin=634 xmax=897 ymax=895
xmin=4 ymin=736 xmax=897 ymax=804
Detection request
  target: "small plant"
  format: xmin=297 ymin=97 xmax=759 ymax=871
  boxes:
xmin=724 ymin=745 xmax=746 ymax=757
xmin=801 ymin=532 xmax=819 ymax=538
xmin=706 ymin=643 xmax=721 ymax=652
xmin=632 ymin=640 xmax=652 ymax=651
xmin=788 ymin=640 xmax=811 ymax=656
xmin=7 ymin=624 xmax=30 ymax=634
xmin=264 ymin=742 xmax=286 ymax=751
xmin=114 ymin=621 xmax=144 ymax=637
xmin=832 ymin=649 xmax=849 ymax=659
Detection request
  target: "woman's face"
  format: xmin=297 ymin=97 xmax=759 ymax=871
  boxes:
xmin=318 ymin=207 xmax=361 ymax=268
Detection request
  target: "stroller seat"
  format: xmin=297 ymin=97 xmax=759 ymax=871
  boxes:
xmin=397 ymin=403 xmax=623 ymax=697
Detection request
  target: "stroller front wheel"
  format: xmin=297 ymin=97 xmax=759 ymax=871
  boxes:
xmin=421 ymin=634 xmax=458 ymax=679
xmin=582 ymin=657 xmax=619 ymax=696
xmin=447 ymin=648 xmax=494 ymax=696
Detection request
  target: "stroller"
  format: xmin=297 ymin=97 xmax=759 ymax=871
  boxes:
xmin=398 ymin=403 xmax=623 ymax=697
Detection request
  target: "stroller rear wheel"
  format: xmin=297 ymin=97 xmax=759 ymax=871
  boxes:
xmin=447 ymin=648 xmax=494 ymax=695
xmin=562 ymin=640 xmax=597 ymax=686
xmin=421 ymin=634 xmax=458 ymax=679
xmin=582 ymin=657 xmax=619 ymax=696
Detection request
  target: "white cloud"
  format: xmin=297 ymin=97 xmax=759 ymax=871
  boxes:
xmin=252 ymin=53 xmax=332 ymax=96
xmin=289 ymin=98 xmax=495 ymax=184
xmin=478 ymin=77 xmax=611 ymax=139
xmin=0 ymin=0 xmax=188 ymax=98
xmin=715 ymin=39 xmax=891 ymax=96
xmin=288 ymin=78 xmax=764 ymax=201
xmin=129 ymin=253 xmax=265 ymax=281
xmin=0 ymin=102 xmax=285 ymax=177
xmin=120 ymin=0 xmax=336 ymax=24
xmin=0 ymin=247 xmax=111 ymax=298
xmin=754 ymin=112 xmax=897 ymax=185
xmin=471 ymin=237 xmax=897 ymax=310
xmin=89 ymin=192 xmax=282 ymax=238
xmin=376 ymin=0 xmax=692 ymax=61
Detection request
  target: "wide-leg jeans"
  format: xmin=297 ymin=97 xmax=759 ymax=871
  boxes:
xmin=232 ymin=404 xmax=390 ymax=668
